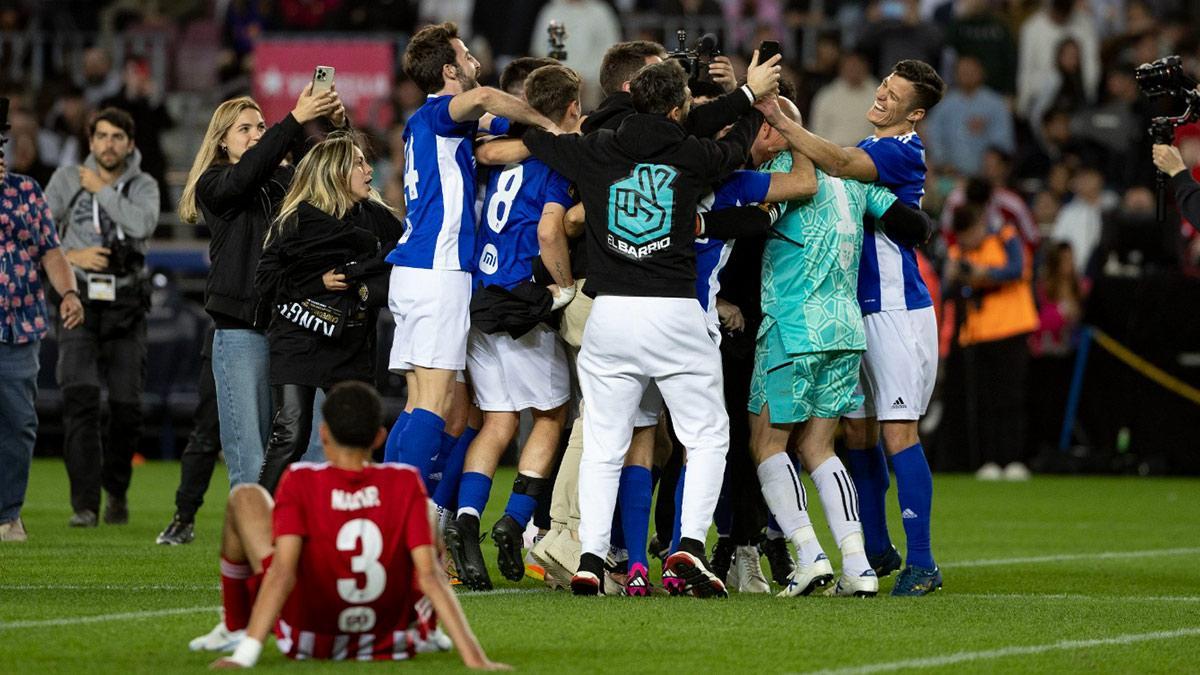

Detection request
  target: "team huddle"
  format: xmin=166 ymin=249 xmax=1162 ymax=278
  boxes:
xmin=190 ymin=21 xmax=948 ymax=669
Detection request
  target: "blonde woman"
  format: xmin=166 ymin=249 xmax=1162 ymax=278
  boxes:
xmin=253 ymin=134 xmax=404 ymax=492
xmin=178 ymin=85 xmax=343 ymax=491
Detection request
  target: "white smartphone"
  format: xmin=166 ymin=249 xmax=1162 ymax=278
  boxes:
xmin=312 ymin=66 xmax=335 ymax=94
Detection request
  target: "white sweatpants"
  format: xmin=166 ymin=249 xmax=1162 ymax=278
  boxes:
xmin=576 ymin=296 xmax=730 ymax=559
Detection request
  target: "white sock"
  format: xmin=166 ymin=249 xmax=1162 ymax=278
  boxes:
xmin=810 ymin=456 xmax=871 ymax=576
xmin=456 ymin=506 xmax=480 ymax=519
xmin=756 ymin=453 xmax=824 ymax=563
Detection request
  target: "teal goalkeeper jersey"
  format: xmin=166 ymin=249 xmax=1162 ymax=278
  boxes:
xmin=759 ymin=151 xmax=898 ymax=354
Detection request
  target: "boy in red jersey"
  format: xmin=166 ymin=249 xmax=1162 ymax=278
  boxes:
xmin=191 ymin=381 xmax=507 ymax=669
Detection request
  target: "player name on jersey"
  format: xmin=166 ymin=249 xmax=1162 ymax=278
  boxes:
xmin=330 ymin=486 xmax=382 ymax=511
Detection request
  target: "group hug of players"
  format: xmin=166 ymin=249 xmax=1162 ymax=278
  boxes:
xmin=190 ymin=21 xmax=949 ymax=669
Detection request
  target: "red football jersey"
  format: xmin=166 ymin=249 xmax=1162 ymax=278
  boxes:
xmin=271 ymin=462 xmax=434 ymax=661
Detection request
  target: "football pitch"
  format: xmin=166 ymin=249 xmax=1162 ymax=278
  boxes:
xmin=2 ymin=460 xmax=1198 ymax=674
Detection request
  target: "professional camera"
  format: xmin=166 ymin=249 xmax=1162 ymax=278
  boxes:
xmin=547 ymin=21 xmax=567 ymax=61
xmin=1134 ymin=56 xmax=1200 ymax=220
xmin=667 ymin=30 xmax=721 ymax=82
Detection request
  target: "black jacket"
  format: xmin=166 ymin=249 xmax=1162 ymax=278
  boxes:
xmin=198 ymin=113 xmax=308 ymax=329
xmin=1171 ymin=171 xmax=1200 ymax=226
xmin=526 ymin=110 xmax=761 ymax=299
xmin=256 ymin=200 xmax=404 ymax=388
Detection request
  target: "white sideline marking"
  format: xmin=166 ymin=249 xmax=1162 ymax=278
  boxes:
xmin=1 ymin=584 xmax=217 ymax=591
xmin=956 ymin=593 xmax=1200 ymax=603
xmin=803 ymin=627 xmax=1200 ymax=675
xmin=947 ymin=547 xmax=1200 ymax=568
xmin=0 ymin=606 xmax=219 ymax=630
xmin=459 ymin=587 xmax=544 ymax=597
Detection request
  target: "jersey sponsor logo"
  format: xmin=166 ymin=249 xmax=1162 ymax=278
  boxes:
xmin=607 ymin=163 xmax=676 ymax=257
xmin=478 ymin=243 xmax=499 ymax=275
xmin=331 ymin=486 xmax=382 ymax=511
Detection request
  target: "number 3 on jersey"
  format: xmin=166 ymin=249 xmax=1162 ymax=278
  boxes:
xmin=486 ymin=164 xmax=524 ymax=233
xmin=404 ymin=138 xmax=419 ymax=202
xmin=335 ymin=518 xmax=386 ymax=632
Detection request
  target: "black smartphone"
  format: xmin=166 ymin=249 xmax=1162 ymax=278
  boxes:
xmin=758 ymin=40 xmax=782 ymax=63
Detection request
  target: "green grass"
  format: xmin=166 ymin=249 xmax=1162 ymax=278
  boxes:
xmin=2 ymin=459 xmax=1199 ymax=673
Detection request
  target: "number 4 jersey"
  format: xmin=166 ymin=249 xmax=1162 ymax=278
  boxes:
xmin=271 ymin=462 xmax=435 ymax=661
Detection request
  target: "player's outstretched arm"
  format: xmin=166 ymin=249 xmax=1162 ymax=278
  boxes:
xmin=449 ymin=87 xmax=560 ymax=134
xmin=413 ymin=544 xmax=511 ymax=671
xmin=765 ymin=150 xmax=817 ymax=202
xmin=759 ymin=100 xmax=878 ymax=182
xmin=475 ymin=138 xmax=531 ymax=166
xmin=211 ymin=536 xmax=302 ymax=669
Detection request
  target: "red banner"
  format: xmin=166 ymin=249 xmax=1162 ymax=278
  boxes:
xmin=253 ymin=38 xmax=394 ymax=130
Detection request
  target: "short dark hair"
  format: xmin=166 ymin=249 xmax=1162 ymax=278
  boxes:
xmin=321 ymin=381 xmax=383 ymax=450
xmin=630 ymin=60 xmax=688 ymax=116
xmin=89 ymin=107 xmax=135 ymax=139
xmin=524 ymin=64 xmax=581 ymax=122
xmin=600 ymin=40 xmax=666 ymax=97
xmin=687 ymin=79 xmax=725 ymax=101
xmin=404 ymin=22 xmax=461 ymax=94
xmin=500 ymin=57 xmax=558 ymax=95
xmin=952 ymin=203 xmax=984 ymax=234
xmin=891 ymin=60 xmax=945 ymax=113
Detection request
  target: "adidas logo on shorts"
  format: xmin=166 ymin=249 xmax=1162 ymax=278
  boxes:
xmin=891 ymin=397 xmax=906 ymax=409
xmin=901 ymin=508 xmax=919 ymax=519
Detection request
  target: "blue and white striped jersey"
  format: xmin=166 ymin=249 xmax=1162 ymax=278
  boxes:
xmin=695 ymin=169 xmax=771 ymax=314
xmin=855 ymin=132 xmax=932 ymax=315
xmin=386 ymin=95 xmax=479 ymax=271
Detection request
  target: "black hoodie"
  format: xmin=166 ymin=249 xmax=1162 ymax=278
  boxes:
xmin=525 ymin=109 xmax=761 ymax=299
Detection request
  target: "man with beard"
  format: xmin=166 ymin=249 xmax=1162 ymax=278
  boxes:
xmin=383 ymin=22 xmax=562 ymax=495
xmin=45 ymin=107 xmax=160 ymax=528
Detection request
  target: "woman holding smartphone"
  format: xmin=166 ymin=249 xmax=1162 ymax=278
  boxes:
xmin=178 ymin=84 xmax=344 ymax=488
xmin=254 ymin=134 xmax=404 ymax=492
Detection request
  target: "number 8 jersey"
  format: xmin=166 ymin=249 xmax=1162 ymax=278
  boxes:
xmin=271 ymin=462 xmax=434 ymax=661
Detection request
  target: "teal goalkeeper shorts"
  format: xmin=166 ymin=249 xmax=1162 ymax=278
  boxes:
xmin=748 ymin=321 xmax=864 ymax=424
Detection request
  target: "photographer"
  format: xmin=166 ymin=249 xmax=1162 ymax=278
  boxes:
xmin=253 ymin=134 xmax=403 ymax=493
xmin=1152 ymin=143 xmax=1200 ymax=226
xmin=941 ymin=205 xmax=1039 ymax=481
xmin=45 ymin=107 xmax=160 ymax=528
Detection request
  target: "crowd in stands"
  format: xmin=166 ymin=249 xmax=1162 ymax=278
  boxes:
xmin=2 ymin=0 xmax=1199 ymax=482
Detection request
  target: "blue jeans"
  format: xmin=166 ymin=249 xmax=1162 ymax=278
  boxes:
xmin=0 ymin=341 xmax=40 ymax=523
xmin=211 ymin=329 xmax=327 ymax=488
xmin=212 ymin=329 xmax=271 ymax=488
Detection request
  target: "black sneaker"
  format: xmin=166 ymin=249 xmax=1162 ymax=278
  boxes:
xmin=571 ymin=552 xmax=605 ymax=596
xmin=868 ymin=545 xmax=903 ymax=578
xmin=69 ymin=510 xmax=98 ymax=528
xmin=491 ymin=515 xmax=526 ymax=583
xmin=156 ymin=515 xmax=195 ymax=545
xmin=104 ymin=493 xmax=129 ymax=525
xmin=665 ymin=537 xmax=727 ymax=598
xmin=444 ymin=514 xmax=492 ymax=591
xmin=759 ymin=536 xmax=794 ymax=586
xmin=710 ymin=536 xmax=736 ymax=584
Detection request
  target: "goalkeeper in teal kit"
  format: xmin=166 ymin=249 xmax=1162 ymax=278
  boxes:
xmin=747 ymin=99 xmax=932 ymax=598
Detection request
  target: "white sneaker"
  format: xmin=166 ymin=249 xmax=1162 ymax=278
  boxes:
xmin=777 ymin=553 xmax=834 ymax=597
xmin=414 ymin=626 xmax=453 ymax=653
xmin=436 ymin=505 xmax=453 ymax=537
xmin=975 ymin=462 xmax=1003 ymax=481
xmin=188 ymin=621 xmax=245 ymax=652
xmin=734 ymin=546 xmax=770 ymax=594
xmin=1004 ymin=462 xmax=1031 ymax=481
xmin=828 ymin=568 xmax=879 ymax=597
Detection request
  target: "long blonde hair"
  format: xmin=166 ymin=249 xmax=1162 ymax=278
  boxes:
xmin=178 ymin=97 xmax=263 ymax=224
xmin=267 ymin=132 xmax=396 ymax=245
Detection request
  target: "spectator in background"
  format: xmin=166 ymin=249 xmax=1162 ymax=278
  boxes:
xmin=857 ymin=0 xmax=943 ymax=80
xmin=1072 ymin=67 xmax=1153 ymax=191
xmin=1026 ymin=241 xmax=1082 ymax=456
xmin=1032 ymin=189 xmax=1062 ymax=242
xmin=925 ymin=55 xmax=1014 ymax=176
xmin=1052 ymin=166 xmax=1117 ymax=275
xmin=80 ymin=47 xmax=123 ymax=107
xmin=944 ymin=0 xmax=1017 ymax=96
xmin=941 ymin=150 xmax=1039 ymax=248
xmin=101 ymin=57 xmax=174 ymax=211
xmin=529 ymin=0 xmax=622 ymax=110
xmin=39 ymin=87 xmax=88 ymax=167
xmin=1028 ymin=38 xmax=1094 ymax=146
xmin=1016 ymin=0 xmax=1099 ymax=121
xmin=0 ymin=142 xmax=85 ymax=543
xmin=942 ymin=205 xmax=1039 ymax=481
xmin=4 ymin=106 xmax=55 ymax=187
xmin=807 ymin=50 xmax=876 ymax=147
xmin=44 ymin=107 xmax=160 ymax=528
